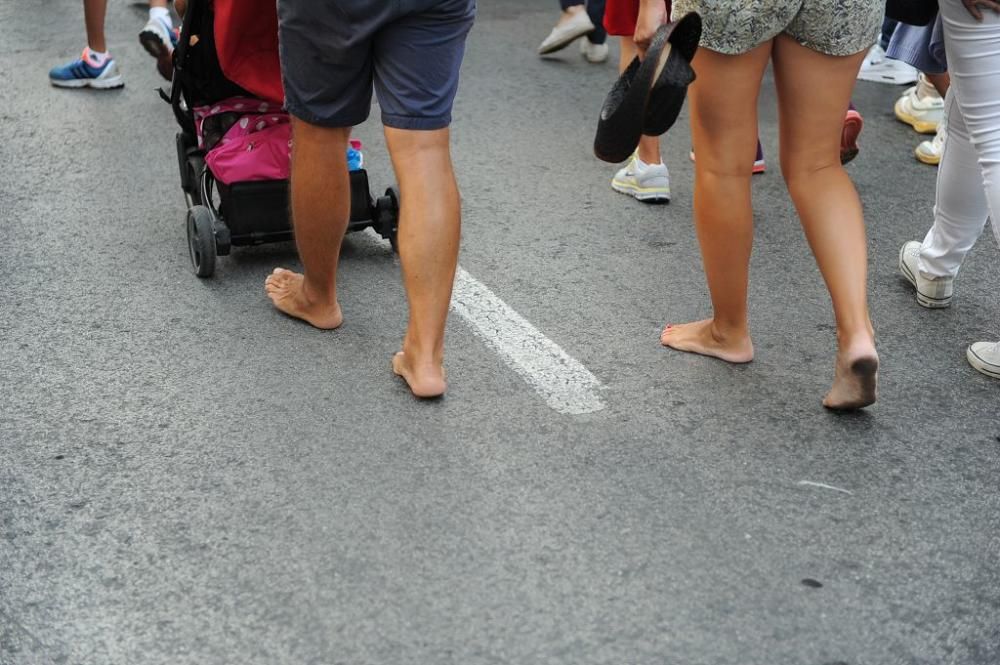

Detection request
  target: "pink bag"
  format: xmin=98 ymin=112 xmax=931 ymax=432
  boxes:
xmin=198 ymin=97 xmax=364 ymax=185
xmin=205 ymin=118 xmax=292 ymax=185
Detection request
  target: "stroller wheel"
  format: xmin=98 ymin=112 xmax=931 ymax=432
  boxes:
xmin=378 ymin=185 xmax=400 ymax=254
xmin=186 ymin=205 xmax=217 ymax=277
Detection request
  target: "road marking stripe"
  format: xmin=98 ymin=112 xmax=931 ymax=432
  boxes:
xmin=796 ymin=480 xmax=853 ymax=495
xmin=451 ymin=267 xmax=606 ymax=415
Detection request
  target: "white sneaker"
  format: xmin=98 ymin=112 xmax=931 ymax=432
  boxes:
xmin=915 ymin=122 xmax=947 ymax=166
xmin=898 ymin=240 xmax=954 ymax=308
xmin=580 ymin=38 xmax=609 ymax=63
xmin=538 ymin=10 xmax=594 ymax=55
xmin=895 ymin=73 xmax=944 ymax=134
xmin=139 ymin=16 xmax=173 ymax=58
xmin=858 ymin=44 xmax=918 ymax=84
xmin=967 ymin=341 xmax=1000 ymax=379
xmin=612 ymin=156 xmax=670 ymax=203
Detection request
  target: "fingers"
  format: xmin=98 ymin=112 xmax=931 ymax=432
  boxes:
xmin=963 ymin=0 xmax=1000 ymax=20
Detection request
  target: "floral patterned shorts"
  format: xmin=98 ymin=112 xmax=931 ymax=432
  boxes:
xmin=671 ymin=0 xmax=882 ymax=57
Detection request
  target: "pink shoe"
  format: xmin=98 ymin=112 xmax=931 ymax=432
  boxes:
xmin=841 ymin=108 xmax=863 ymax=165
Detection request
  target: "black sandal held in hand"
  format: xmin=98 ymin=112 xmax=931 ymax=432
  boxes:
xmin=594 ymin=12 xmax=702 ymax=164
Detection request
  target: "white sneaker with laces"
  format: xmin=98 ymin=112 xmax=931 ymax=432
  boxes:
xmin=898 ymin=240 xmax=954 ymax=308
xmin=915 ymin=122 xmax=947 ymax=166
xmin=580 ymin=38 xmax=609 ymax=63
xmin=967 ymin=341 xmax=1000 ymax=379
xmin=895 ymin=73 xmax=944 ymax=134
xmin=538 ymin=10 xmax=594 ymax=55
xmin=612 ymin=156 xmax=670 ymax=203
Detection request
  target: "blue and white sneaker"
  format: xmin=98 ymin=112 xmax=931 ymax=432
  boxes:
xmin=139 ymin=16 xmax=178 ymax=81
xmin=49 ymin=48 xmax=124 ymax=89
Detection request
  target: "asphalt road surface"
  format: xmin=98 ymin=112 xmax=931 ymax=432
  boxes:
xmin=2 ymin=1 xmax=999 ymax=664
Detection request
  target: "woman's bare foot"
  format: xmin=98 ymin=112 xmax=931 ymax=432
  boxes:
xmin=823 ymin=340 xmax=878 ymax=410
xmin=660 ymin=318 xmax=754 ymax=363
xmin=264 ymin=268 xmax=343 ymax=330
xmin=392 ymin=352 xmax=447 ymax=398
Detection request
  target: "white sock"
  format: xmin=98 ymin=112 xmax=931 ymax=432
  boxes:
xmin=634 ymin=156 xmax=662 ymax=169
xmin=85 ymin=48 xmax=109 ymax=66
xmin=149 ymin=6 xmax=171 ymax=26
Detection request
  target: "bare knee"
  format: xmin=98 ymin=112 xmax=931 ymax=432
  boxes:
xmin=385 ymin=127 xmax=450 ymax=158
xmin=780 ymin=156 xmax=842 ymax=195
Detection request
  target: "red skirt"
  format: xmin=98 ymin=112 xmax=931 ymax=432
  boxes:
xmin=603 ymin=0 xmax=671 ymax=37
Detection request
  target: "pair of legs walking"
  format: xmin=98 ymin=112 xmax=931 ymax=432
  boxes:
xmin=267 ymin=0 xmax=474 ymax=398
xmin=904 ymin=1 xmax=1000 ymax=379
xmin=266 ymin=123 xmax=461 ymax=398
xmin=661 ymin=35 xmax=878 ymax=408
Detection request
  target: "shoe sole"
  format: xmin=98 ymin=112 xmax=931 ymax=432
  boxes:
xmin=611 ymin=179 xmax=670 ymax=203
xmin=898 ymin=245 xmax=952 ymax=308
xmin=140 ymin=29 xmax=174 ymax=81
xmin=967 ymin=346 xmax=1000 ymax=379
xmin=139 ymin=29 xmax=170 ymax=59
xmin=915 ymin=147 xmax=940 ymax=166
xmin=50 ymin=76 xmax=124 ymax=89
xmin=539 ymin=25 xmax=594 ymax=54
xmin=894 ymin=101 xmax=939 ymax=134
xmin=841 ymin=112 xmax=862 ymax=165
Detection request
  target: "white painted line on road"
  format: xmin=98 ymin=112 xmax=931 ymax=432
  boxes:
xmin=450 ymin=266 xmax=606 ymax=415
xmin=796 ymin=480 xmax=853 ymax=496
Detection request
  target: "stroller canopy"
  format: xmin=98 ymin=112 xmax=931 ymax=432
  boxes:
xmin=213 ymin=0 xmax=284 ymax=104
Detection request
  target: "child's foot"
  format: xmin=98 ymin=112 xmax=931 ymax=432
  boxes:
xmin=823 ymin=341 xmax=878 ymax=410
xmin=392 ymin=352 xmax=447 ymax=398
xmin=264 ymin=268 xmax=343 ymax=330
xmin=49 ymin=47 xmax=124 ymax=89
xmin=660 ymin=319 xmax=754 ymax=364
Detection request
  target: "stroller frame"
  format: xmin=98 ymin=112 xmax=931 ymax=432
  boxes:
xmin=168 ymin=0 xmax=399 ymax=277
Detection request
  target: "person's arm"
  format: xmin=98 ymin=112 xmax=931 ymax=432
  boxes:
xmin=962 ymin=0 xmax=1000 ymax=21
xmin=634 ymin=0 xmax=669 ymax=57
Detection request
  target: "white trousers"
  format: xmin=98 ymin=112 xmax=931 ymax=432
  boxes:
xmin=918 ymin=1 xmax=1000 ymax=279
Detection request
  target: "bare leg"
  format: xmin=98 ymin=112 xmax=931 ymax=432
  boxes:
xmin=149 ymin=0 xmax=168 ymax=8
xmin=84 ymin=0 xmax=108 ymax=52
xmin=384 ymin=127 xmax=461 ymax=398
xmin=619 ymin=36 xmax=662 ymax=164
xmin=264 ymin=118 xmax=349 ymax=330
xmin=660 ymin=42 xmax=770 ymax=363
xmin=925 ymin=71 xmax=950 ymax=97
xmin=771 ymin=35 xmax=877 ymax=409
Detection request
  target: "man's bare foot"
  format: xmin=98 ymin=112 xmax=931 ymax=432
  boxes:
xmin=392 ymin=352 xmax=447 ymax=398
xmin=823 ymin=341 xmax=878 ymax=411
xmin=660 ymin=318 xmax=754 ymax=363
xmin=264 ymin=268 xmax=343 ymax=330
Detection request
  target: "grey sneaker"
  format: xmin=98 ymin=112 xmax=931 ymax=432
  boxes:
xmin=899 ymin=240 xmax=953 ymax=308
xmin=611 ymin=156 xmax=670 ymax=203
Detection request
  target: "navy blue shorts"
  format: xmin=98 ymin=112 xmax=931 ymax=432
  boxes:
xmin=277 ymin=0 xmax=476 ymax=130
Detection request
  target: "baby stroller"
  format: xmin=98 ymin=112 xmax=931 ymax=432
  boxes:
xmin=168 ymin=0 xmax=399 ymax=277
